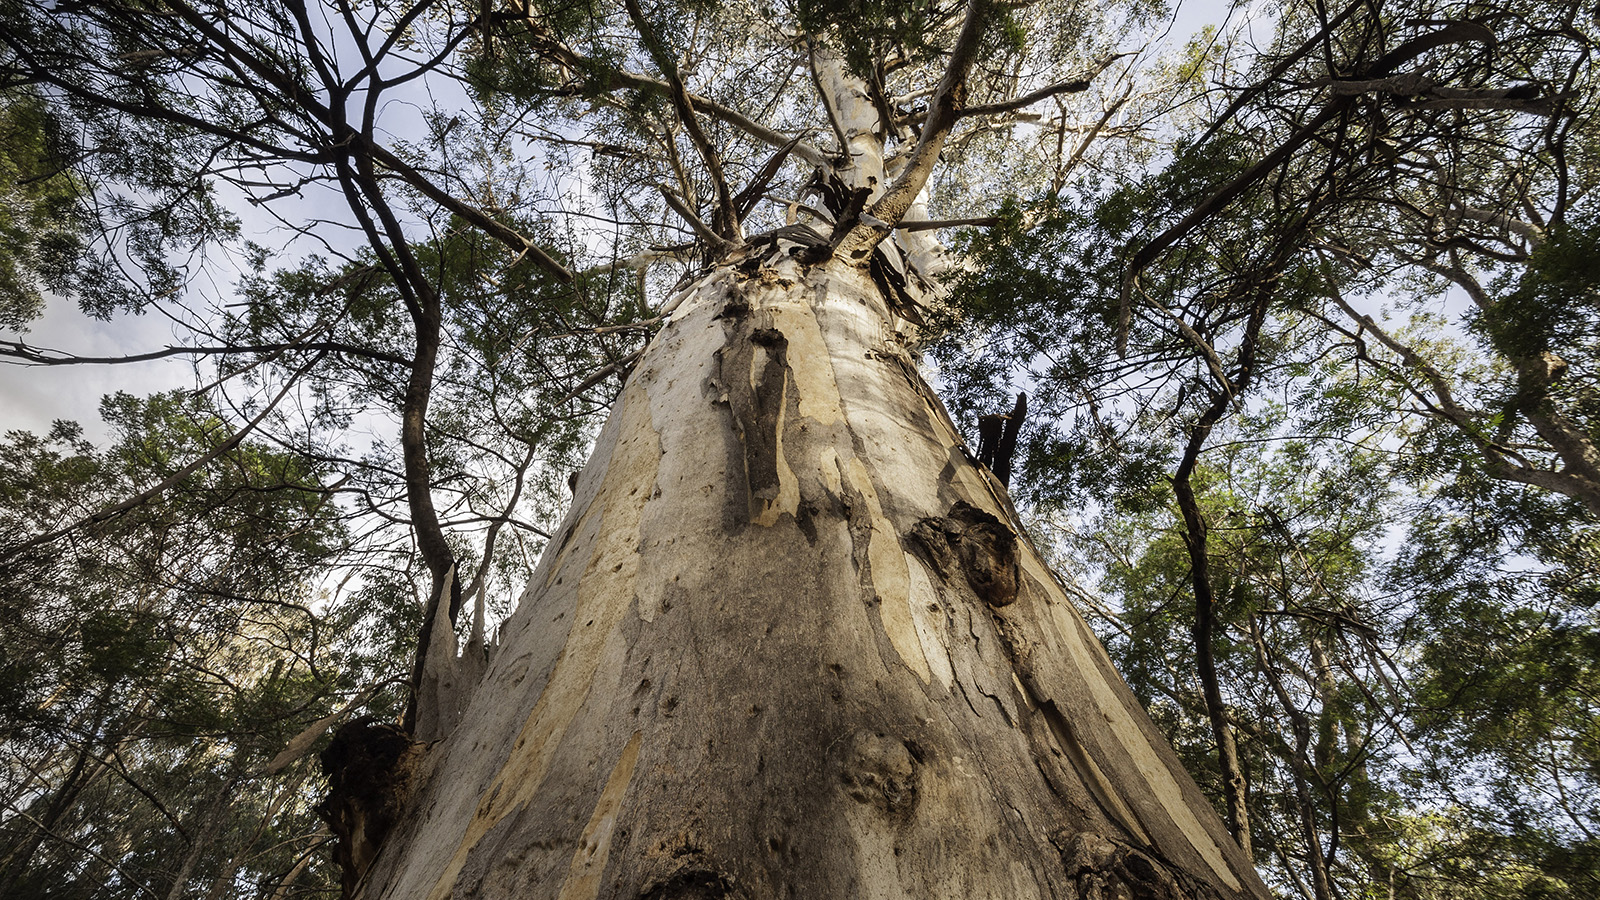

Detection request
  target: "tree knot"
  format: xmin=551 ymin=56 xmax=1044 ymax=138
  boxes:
xmin=909 ymin=501 xmax=1019 ymax=607
xmin=1054 ymin=831 xmax=1194 ymax=900
xmin=840 ymin=729 xmax=919 ymax=814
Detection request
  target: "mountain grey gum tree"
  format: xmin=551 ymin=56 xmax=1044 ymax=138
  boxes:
xmin=341 ymin=3 xmax=1271 ymax=898
xmin=365 ymin=258 xmax=1268 ymax=896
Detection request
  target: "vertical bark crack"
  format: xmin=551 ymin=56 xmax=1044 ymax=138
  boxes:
xmin=713 ymin=300 xmax=794 ymax=523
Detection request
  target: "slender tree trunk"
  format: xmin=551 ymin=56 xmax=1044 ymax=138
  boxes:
xmin=1174 ymin=475 xmax=1254 ymax=861
xmin=0 ymin=737 xmax=97 ymax=895
xmin=398 ymin=271 xmax=464 ymax=737
xmin=163 ymin=771 xmax=242 ymax=900
xmin=1164 ymin=280 xmax=1274 ymax=864
xmin=344 ymin=257 xmax=1269 ymax=899
xmin=1249 ymin=619 xmax=1334 ymax=900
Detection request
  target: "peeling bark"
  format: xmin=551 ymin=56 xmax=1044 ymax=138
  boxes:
xmin=352 ymin=257 xmax=1269 ymax=900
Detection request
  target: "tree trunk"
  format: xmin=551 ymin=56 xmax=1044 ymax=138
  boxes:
xmin=0 ymin=736 xmax=97 ymax=896
xmin=1174 ymin=476 xmax=1253 ymax=860
xmin=350 ymin=257 xmax=1269 ymax=900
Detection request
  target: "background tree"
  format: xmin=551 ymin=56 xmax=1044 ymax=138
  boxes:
xmin=933 ymin=0 xmax=1600 ymax=896
xmin=0 ymin=393 xmax=403 ymax=898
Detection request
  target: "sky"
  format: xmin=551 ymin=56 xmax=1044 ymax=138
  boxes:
xmin=1 ymin=294 xmax=197 ymax=442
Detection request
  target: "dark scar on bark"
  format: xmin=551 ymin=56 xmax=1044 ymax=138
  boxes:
xmin=1053 ymin=830 xmax=1216 ymax=900
xmin=714 ymin=314 xmax=792 ymax=521
xmin=714 ymin=295 xmax=750 ymax=320
xmin=640 ymin=868 xmax=745 ymax=900
xmin=908 ymin=501 xmax=1019 ymax=607
xmin=840 ymin=729 xmax=920 ymax=814
xmin=317 ymin=717 xmax=424 ymax=898
xmin=796 ymin=498 xmax=822 ymax=545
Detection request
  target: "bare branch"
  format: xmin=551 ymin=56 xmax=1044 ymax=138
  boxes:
xmin=840 ymin=0 xmax=995 ymax=259
xmin=0 ymin=340 xmax=410 ymax=368
xmin=553 ymin=349 xmax=646 ymax=407
xmin=623 ymin=0 xmax=740 ymax=242
xmin=658 ymin=184 xmax=739 ymax=255
xmin=897 ymin=216 xmax=1000 ymax=231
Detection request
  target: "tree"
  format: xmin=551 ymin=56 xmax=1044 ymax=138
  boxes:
xmin=0 ymin=90 xmax=87 ymax=331
xmin=0 ymin=393 xmax=384 ymax=898
xmin=928 ymin=0 xmax=1600 ymax=895
xmin=0 ymin=0 xmax=1275 ymax=897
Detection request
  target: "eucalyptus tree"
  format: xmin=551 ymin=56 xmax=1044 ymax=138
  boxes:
xmin=931 ymin=0 xmax=1600 ymax=896
xmin=0 ymin=0 xmax=625 ymax=727
xmin=0 ymin=392 xmax=373 ymax=899
xmin=340 ymin=0 xmax=1274 ymax=897
xmin=0 ymin=1 xmax=1275 ymax=900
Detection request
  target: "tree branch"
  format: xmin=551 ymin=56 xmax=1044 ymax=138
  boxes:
xmin=1120 ymin=19 xmax=1500 ymax=355
xmin=519 ymin=21 xmax=831 ymax=166
xmin=658 ymin=184 xmax=738 ymax=255
xmin=896 ymin=216 xmax=1000 ymax=231
xmin=838 ymin=0 xmax=994 ymax=260
xmin=0 ymin=352 xmax=327 ymax=564
xmin=623 ymin=0 xmax=739 ymax=242
xmin=0 ymin=340 xmax=410 ymax=368
xmin=959 ymin=53 xmax=1128 ymax=119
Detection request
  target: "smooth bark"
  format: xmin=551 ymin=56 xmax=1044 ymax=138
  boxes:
xmin=350 ymin=257 xmax=1269 ymax=899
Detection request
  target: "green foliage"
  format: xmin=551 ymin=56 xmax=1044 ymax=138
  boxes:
xmin=1389 ymin=469 xmax=1600 ymax=896
xmin=1077 ymin=418 xmax=1403 ymax=872
xmin=794 ymin=0 xmax=948 ymax=76
xmin=1479 ymin=217 xmax=1600 ymax=361
xmin=469 ymin=0 xmax=620 ymax=103
xmin=1062 ymin=398 xmax=1596 ymax=896
xmin=0 ymin=394 xmax=396 ymax=899
xmin=0 ymin=91 xmax=86 ymax=329
xmin=0 ymin=2 xmax=245 ymax=322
